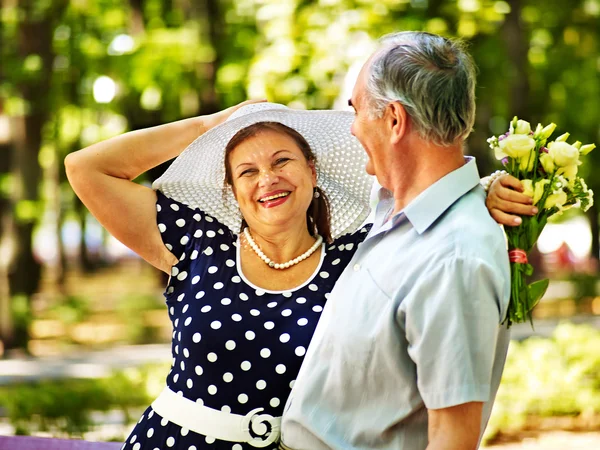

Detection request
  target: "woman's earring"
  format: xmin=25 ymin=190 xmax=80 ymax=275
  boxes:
xmin=313 ymin=188 xmax=320 ymax=199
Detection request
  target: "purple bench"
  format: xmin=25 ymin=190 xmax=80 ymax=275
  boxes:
xmin=0 ymin=436 xmax=122 ymax=450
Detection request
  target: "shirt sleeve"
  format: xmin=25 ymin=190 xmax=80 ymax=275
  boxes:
xmin=401 ymin=256 xmax=507 ymax=410
xmin=155 ymin=190 xmax=207 ymax=261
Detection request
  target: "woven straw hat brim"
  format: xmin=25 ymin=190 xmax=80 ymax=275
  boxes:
xmin=152 ymin=103 xmax=373 ymax=238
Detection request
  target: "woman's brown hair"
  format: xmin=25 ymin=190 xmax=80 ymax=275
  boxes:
xmin=224 ymin=122 xmax=332 ymax=243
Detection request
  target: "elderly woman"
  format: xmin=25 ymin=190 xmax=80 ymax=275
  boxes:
xmin=65 ymin=101 xmax=532 ymax=450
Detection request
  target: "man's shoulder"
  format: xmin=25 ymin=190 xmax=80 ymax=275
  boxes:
xmin=440 ymin=188 xmax=504 ymax=239
xmin=407 ymin=190 xmax=510 ymax=319
xmin=428 ymin=188 xmax=508 ymax=266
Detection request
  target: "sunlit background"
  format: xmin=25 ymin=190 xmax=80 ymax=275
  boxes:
xmin=0 ymin=0 xmax=599 ymax=448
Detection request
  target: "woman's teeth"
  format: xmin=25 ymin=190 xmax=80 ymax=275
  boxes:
xmin=259 ymin=192 xmax=290 ymax=202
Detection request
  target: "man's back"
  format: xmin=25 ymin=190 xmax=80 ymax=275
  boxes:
xmin=281 ymin=159 xmax=511 ymax=450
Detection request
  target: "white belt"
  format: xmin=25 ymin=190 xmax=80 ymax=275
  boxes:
xmin=151 ymin=387 xmax=281 ymax=448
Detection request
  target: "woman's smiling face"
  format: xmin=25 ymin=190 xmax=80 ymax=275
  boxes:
xmin=227 ymin=129 xmax=317 ymax=232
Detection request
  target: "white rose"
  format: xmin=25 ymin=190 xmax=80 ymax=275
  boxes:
xmin=498 ymin=134 xmax=536 ymax=159
xmin=548 ymin=141 xmax=580 ymax=167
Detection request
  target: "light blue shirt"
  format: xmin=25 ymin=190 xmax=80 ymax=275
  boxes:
xmin=280 ymin=157 xmax=511 ymax=450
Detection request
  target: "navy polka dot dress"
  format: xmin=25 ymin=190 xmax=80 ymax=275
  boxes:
xmin=122 ymin=192 xmax=369 ymax=450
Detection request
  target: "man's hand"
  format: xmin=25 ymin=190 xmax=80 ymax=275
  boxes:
xmin=427 ymin=402 xmax=483 ymax=450
xmin=487 ymin=174 xmax=537 ymax=226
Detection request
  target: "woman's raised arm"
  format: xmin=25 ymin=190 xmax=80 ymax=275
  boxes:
xmin=65 ymin=100 xmax=263 ymax=273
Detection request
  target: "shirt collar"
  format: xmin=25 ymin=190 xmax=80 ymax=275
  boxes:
xmin=373 ymin=156 xmax=481 ymax=236
xmin=404 ymin=156 xmax=480 ymax=234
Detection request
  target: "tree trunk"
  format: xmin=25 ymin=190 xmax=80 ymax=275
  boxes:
xmin=198 ymin=0 xmax=224 ymax=115
xmin=74 ymin=196 xmax=96 ymax=272
xmin=0 ymin=140 xmax=15 ymax=348
xmin=4 ymin=0 xmax=68 ymax=350
xmin=46 ymin=126 xmax=67 ymax=289
xmin=0 ymin=208 xmax=14 ymax=349
xmin=503 ymin=0 xmax=530 ymax=119
xmin=128 ymin=0 xmax=145 ymax=35
xmin=8 ymin=114 xmax=43 ymax=349
xmin=0 ymin=0 xmax=14 ymax=350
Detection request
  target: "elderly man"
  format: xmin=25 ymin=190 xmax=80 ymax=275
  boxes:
xmin=280 ymin=32 xmax=511 ymax=450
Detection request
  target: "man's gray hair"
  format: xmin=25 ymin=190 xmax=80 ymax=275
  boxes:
xmin=365 ymin=31 xmax=477 ymax=146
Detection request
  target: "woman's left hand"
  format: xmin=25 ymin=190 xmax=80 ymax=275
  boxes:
xmin=486 ymin=174 xmax=538 ymax=226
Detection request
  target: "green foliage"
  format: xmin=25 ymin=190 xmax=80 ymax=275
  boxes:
xmin=115 ymin=294 xmax=165 ymax=344
xmin=1 ymin=322 xmax=600 ymax=440
xmin=50 ymin=295 xmax=91 ymax=325
xmin=568 ymin=272 xmax=599 ymax=302
xmin=2 ymin=0 xmax=600 ymax=348
xmin=11 ymin=295 xmax=32 ymax=335
xmin=0 ymin=364 xmax=166 ymax=437
xmin=1 ymin=1 xmax=598 ymax=182
xmin=485 ymin=322 xmax=600 ymax=441
xmin=14 ymin=200 xmax=41 ymax=223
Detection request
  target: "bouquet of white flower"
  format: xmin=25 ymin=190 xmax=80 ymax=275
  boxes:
xmin=487 ymin=117 xmax=595 ymax=326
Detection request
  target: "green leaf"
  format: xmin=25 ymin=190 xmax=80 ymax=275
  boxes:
xmin=526 ymin=216 xmax=538 ymax=248
xmin=527 ymin=279 xmax=550 ymax=312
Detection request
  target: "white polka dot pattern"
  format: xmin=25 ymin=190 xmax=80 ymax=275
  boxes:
xmin=122 ymin=192 xmax=371 ymax=449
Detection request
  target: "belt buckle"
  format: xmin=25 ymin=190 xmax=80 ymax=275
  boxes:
xmin=241 ymin=408 xmax=280 ymax=448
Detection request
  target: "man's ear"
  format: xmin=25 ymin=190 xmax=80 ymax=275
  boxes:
xmin=386 ymin=101 xmax=408 ymax=145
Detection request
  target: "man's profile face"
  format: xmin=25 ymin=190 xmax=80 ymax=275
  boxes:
xmin=349 ymin=61 xmax=389 ymax=186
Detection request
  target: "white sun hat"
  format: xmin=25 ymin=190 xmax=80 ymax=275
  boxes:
xmin=152 ymin=102 xmax=373 ymax=238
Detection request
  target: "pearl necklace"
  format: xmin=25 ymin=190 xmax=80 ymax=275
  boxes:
xmin=243 ymin=227 xmax=323 ymax=270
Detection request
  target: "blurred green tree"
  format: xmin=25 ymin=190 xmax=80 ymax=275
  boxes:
xmin=0 ymin=0 xmax=598 ymax=350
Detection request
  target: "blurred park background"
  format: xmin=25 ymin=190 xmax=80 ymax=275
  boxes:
xmin=0 ymin=0 xmax=599 ymax=448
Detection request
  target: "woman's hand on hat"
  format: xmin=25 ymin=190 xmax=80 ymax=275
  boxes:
xmin=486 ymin=173 xmax=538 ymax=227
xmin=201 ymin=99 xmax=267 ymax=134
